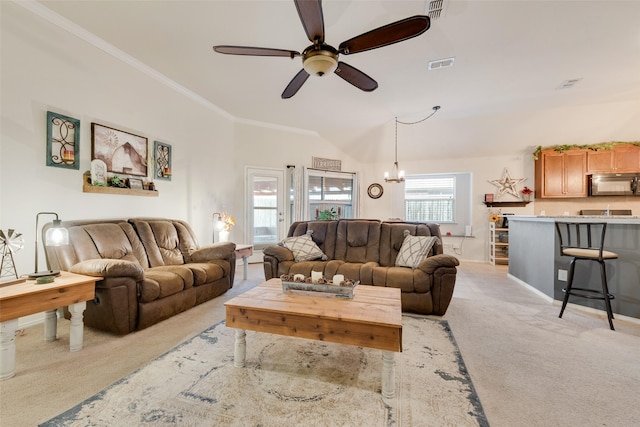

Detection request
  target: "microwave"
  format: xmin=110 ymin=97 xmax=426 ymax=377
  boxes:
xmin=589 ymin=173 xmax=639 ymax=196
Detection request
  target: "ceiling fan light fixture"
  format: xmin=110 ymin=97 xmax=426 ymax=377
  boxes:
xmin=302 ymin=48 xmax=338 ymax=76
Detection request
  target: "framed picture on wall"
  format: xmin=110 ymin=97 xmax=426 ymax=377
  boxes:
xmin=154 ymin=141 xmax=172 ymax=181
xmin=91 ymin=123 xmax=148 ymax=177
xmin=46 ymin=111 xmax=80 ymax=170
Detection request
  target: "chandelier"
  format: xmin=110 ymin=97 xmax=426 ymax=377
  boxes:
xmin=384 ymin=118 xmax=404 ymax=183
xmin=384 ymin=106 xmax=441 ymax=184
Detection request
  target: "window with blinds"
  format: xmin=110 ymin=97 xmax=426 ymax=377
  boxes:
xmin=405 ymin=175 xmax=456 ymax=222
xmin=307 ymin=170 xmax=357 ymax=220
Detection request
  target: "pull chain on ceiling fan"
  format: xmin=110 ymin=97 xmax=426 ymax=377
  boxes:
xmin=213 ymin=0 xmax=431 ymax=99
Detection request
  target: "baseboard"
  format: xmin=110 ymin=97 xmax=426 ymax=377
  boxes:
xmin=508 ymin=273 xmax=640 ymax=326
xmin=508 ymin=273 xmax=554 ymax=302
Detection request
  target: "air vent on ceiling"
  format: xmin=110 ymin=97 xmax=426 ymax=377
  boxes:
xmin=426 ymin=0 xmax=448 ymax=20
xmin=558 ymin=78 xmax=582 ymax=89
xmin=428 ymin=57 xmax=455 ymax=70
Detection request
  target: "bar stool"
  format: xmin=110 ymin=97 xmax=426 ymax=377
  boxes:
xmin=555 ymin=222 xmax=617 ymax=330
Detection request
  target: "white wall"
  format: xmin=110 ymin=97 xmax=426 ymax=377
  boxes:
xmin=359 ymin=153 xmax=535 ymax=262
xmin=0 ymin=3 xmax=350 ymax=277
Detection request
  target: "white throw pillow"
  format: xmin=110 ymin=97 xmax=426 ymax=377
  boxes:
xmin=395 ymin=230 xmax=439 ymax=269
xmin=281 ymin=232 xmax=327 ymax=262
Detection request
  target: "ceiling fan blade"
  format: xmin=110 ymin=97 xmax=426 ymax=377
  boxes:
xmin=338 ymin=15 xmax=430 ymax=55
xmin=334 ymin=61 xmax=378 ymax=92
xmin=294 ymin=0 xmax=325 ymax=43
xmin=213 ymin=45 xmax=300 ymax=58
xmin=282 ymin=69 xmax=310 ymax=99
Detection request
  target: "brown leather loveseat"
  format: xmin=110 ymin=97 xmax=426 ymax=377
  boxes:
xmin=263 ymin=219 xmax=459 ymax=315
xmin=44 ymin=218 xmax=236 ymax=334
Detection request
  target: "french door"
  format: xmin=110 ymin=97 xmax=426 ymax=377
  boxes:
xmin=245 ymin=167 xmax=286 ymax=251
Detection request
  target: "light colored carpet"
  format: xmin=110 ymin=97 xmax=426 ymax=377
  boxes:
xmin=39 ymin=316 xmax=487 ymax=426
xmin=2 ymin=262 xmax=640 ymax=426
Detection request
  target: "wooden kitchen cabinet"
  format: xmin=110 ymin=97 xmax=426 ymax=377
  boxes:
xmin=535 ymin=149 xmax=587 ymax=198
xmin=587 ymin=144 xmax=640 ymax=173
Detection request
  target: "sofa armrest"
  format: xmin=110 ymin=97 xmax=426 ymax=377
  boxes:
xmin=417 ymin=254 xmax=459 ymax=315
xmin=263 ymin=245 xmax=294 ymax=262
xmin=417 ymin=254 xmax=460 ymax=274
xmin=69 ymin=259 xmax=144 ymax=280
xmin=190 ymin=242 xmax=235 ymax=262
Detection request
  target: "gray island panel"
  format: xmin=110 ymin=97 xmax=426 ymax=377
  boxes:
xmin=508 ymin=216 xmax=640 ymax=320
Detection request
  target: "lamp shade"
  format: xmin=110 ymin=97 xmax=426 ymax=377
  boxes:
xmin=45 ymin=220 xmax=69 ymax=246
xmin=29 ymin=212 xmax=68 ymax=278
xmin=302 ymin=48 xmax=338 ymax=76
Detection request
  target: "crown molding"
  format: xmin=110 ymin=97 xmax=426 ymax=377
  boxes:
xmin=16 ymin=1 xmax=320 ymax=136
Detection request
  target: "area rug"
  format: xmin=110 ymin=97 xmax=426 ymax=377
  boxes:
xmin=41 ymin=315 xmax=488 ymax=427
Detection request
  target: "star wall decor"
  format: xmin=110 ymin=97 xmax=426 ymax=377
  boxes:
xmin=489 ymin=168 xmax=525 ymax=198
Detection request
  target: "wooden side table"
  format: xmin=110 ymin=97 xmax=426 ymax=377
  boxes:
xmin=234 ymin=244 xmax=254 ymax=280
xmin=0 ymin=271 xmax=101 ymax=380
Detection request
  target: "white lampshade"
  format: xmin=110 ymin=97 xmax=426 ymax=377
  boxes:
xmin=45 ymin=220 xmax=69 ymax=246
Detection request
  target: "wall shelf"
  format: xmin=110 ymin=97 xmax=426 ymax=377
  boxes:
xmin=483 ymin=201 xmax=530 ymax=207
xmin=82 ymin=172 xmax=158 ymax=197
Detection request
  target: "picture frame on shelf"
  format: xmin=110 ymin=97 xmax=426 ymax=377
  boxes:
xmin=154 ymin=141 xmax=172 ymax=181
xmin=90 ymin=159 xmax=108 ymax=186
xmin=128 ymin=178 xmax=143 ymax=190
xmin=91 ymin=123 xmax=148 ymax=177
xmin=46 ymin=111 xmax=80 ymax=170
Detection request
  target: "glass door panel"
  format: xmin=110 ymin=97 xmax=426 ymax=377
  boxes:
xmin=246 ymin=168 xmax=285 ymax=250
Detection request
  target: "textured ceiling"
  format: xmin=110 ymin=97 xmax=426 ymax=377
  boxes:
xmin=30 ymin=0 xmax=640 ymax=162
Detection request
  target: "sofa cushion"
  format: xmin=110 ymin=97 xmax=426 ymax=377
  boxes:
xmin=281 ymin=232 xmax=327 ymax=262
xmin=335 ymin=220 xmax=380 ymax=263
xmin=396 ymin=230 xmax=440 ymax=268
xmin=140 ymin=266 xmax=194 ymax=302
xmin=379 ymin=222 xmax=443 ymax=267
xmin=183 ymin=262 xmax=225 ymax=285
xmin=130 ymin=219 xmax=185 ymax=267
xmin=289 ymin=221 xmax=338 ymax=260
xmin=73 ymin=224 xmax=142 ymax=264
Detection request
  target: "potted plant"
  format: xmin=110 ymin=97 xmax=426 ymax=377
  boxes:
xmin=217 ymin=212 xmax=235 ymax=242
xmin=317 ymin=207 xmax=339 ymax=220
xmin=521 ymin=186 xmax=533 ymax=202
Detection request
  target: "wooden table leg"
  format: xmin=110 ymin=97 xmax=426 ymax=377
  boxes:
xmin=234 ymin=329 xmax=246 ymax=368
xmin=381 ymin=350 xmax=396 ymax=399
xmin=242 ymin=257 xmax=248 ymax=280
xmin=44 ymin=309 xmax=57 ymax=342
xmin=68 ymin=301 xmax=86 ymax=352
xmin=0 ymin=319 xmax=18 ymax=380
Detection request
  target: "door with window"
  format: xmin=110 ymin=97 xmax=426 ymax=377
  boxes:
xmin=245 ymin=167 xmax=286 ymax=251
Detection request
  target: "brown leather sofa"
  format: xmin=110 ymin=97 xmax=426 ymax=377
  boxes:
xmin=263 ymin=219 xmax=459 ymax=315
xmin=44 ymin=218 xmax=236 ymax=334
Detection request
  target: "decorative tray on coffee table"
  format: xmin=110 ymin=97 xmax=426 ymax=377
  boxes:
xmin=280 ymin=274 xmax=358 ymax=299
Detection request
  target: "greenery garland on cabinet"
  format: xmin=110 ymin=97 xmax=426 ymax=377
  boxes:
xmin=532 ymin=141 xmax=640 ymax=160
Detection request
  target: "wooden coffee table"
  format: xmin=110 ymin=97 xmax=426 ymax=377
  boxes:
xmin=224 ymin=278 xmax=402 ymax=398
xmin=0 ymin=271 xmax=100 ymax=380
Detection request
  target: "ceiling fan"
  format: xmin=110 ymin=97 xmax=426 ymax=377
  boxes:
xmin=213 ymin=0 xmax=430 ymax=99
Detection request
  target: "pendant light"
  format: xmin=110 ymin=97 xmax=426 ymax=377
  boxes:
xmin=384 ymin=117 xmax=404 ymax=183
xmin=383 ymin=106 xmax=441 ymax=184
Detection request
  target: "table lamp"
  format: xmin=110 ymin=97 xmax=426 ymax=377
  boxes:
xmin=212 ymin=212 xmax=225 ymax=242
xmin=28 ymin=212 xmax=69 ymax=279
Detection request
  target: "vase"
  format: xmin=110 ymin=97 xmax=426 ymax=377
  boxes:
xmin=522 ymin=194 xmax=531 ymax=202
xmin=218 ymin=230 xmax=229 ymax=242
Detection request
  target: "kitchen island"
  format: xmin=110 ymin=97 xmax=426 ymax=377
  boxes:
xmin=508 ymin=215 xmax=640 ymax=321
